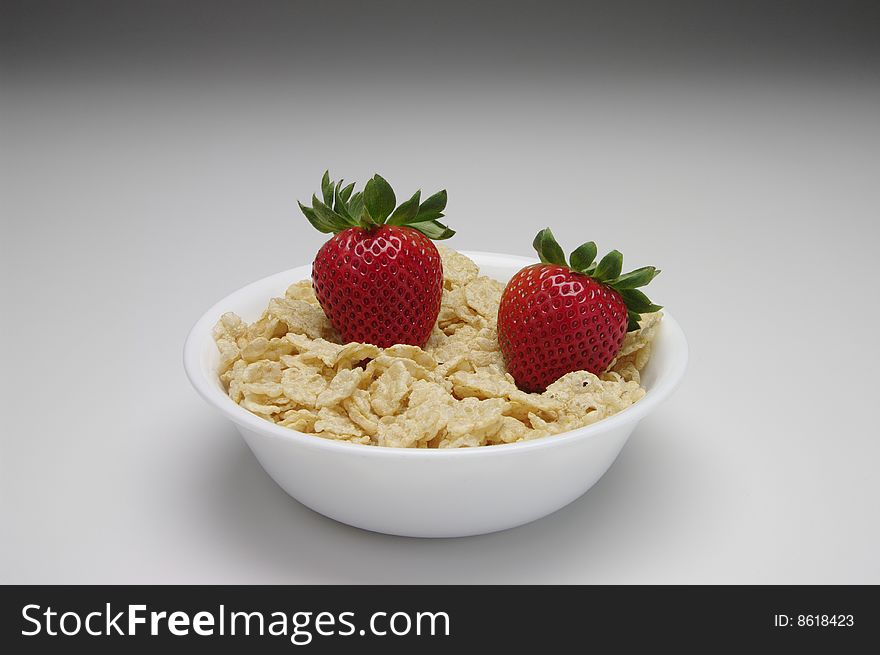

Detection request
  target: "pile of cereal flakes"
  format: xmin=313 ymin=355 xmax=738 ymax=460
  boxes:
xmin=214 ymin=247 xmax=661 ymax=448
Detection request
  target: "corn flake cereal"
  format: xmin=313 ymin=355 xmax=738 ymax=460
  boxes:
xmin=214 ymin=249 xmax=660 ymax=447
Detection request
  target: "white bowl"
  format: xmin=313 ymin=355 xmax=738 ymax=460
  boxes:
xmin=184 ymin=251 xmax=688 ymax=537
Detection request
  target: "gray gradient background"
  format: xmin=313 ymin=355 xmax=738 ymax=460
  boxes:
xmin=2 ymin=0 xmax=879 ymax=583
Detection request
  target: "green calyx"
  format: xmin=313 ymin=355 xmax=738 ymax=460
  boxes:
xmin=532 ymin=227 xmax=662 ymax=332
xmin=298 ymin=170 xmax=454 ymax=240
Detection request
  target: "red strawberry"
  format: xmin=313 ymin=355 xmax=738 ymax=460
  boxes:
xmin=497 ymin=228 xmax=661 ymax=392
xmin=298 ymin=171 xmax=453 ymax=347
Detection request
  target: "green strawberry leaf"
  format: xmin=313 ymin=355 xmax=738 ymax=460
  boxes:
xmin=620 ymin=288 xmax=662 ymax=314
xmin=339 ymin=181 xmax=355 ymax=203
xmin=612 ymin=266 xmax=660 ymax=289
xmin=415 ymin=189 xmax=448 ymax=222
xmin=346 ymin=192 xmax=365 ymax=224
xmin=299 ymin=199 xmax=337 ymax=233
xmin=320 ymin=170 xmax=334 ymax=206
xmin=593 ymin=250 xmax=623 ymax=282
xmin=532 ymin=228 xmax=567 ymax=266
xmin=570 ymin=241 xmax=598 ymax=272
xmin=387 ymin=190 xmax=422 ymax=225
xmin=364 ymin=174 xmax=396 ymax=224
xmin=627 ymin=310 xmax=642 ymax=332
xmin=298 ymin=201 xmax=330 ymax=233
xmin=331 ymin=180 xmax=344 ymax=212
xmin=408 ymin=219 xmax=455 ymax=240
xmin=332 ymin=182 xmax=358 ymax=224
xmin=311 ymin=195 xmax=350 ymax=232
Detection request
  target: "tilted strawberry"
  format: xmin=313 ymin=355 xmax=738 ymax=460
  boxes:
xmin=497 ymin=228 xmax=661 ymax=392
xmin=298 ymin=171 xmax=454 ymax=347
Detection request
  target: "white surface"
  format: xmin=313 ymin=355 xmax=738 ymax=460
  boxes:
xmin=2 ymin=64 xmax=880 ymax=581
xmin=183 ymin=253 xmax=687 ymax=537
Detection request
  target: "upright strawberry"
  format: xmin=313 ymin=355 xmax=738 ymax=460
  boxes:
xmin=497 ymin=228 xmax=661 ymax=392
xmin=298 ymin=171 xmax=453 ymax=347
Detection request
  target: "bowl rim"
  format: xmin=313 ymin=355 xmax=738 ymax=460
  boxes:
xmin=183 ymin=250 xmax=688 ymax=458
